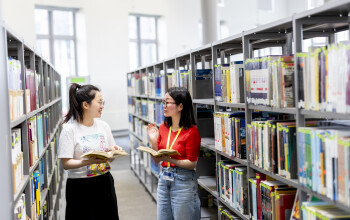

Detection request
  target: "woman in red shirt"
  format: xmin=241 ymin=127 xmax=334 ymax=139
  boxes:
xmin=147 ymin=87 xmax=201 ymax=220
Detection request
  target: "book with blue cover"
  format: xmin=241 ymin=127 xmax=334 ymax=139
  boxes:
xmin=249 ymin=178 xmax=258 ymax=220
xmin=155 ymin=75 xmax=161 ymax=97
xmin=195 ymin=69 xmax=212 ymax=80
xmin=33 ymin=171 xmax=41 ymax=217
xmin=37 ymin=113 xmax=44 ymax=155
xmin=214 ymin=64 xmax=222 ymax=101
xmin=40 ymin=159 xmax=45 ymax=191
xmin=297 ymin=128 xmax=306 ymax=186
xmin=235 ymin=167 xmax=248 ymax=214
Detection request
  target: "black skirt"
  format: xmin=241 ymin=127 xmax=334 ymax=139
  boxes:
xmin=65 ymin=172 xmax=119 ymax=220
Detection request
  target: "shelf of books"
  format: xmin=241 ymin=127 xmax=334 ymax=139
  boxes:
xmin=126 ymin=1 xmax=350 ymax=219
xmin=1 ymin=24 xmax=64 ymax=220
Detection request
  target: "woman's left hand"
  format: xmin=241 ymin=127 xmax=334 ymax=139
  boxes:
xmin=109 ymin=145 xmax=123 ymax=151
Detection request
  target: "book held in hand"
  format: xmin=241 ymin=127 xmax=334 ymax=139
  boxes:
xmin=137 ymin=146 xmax=180 ymax=157
xmin=80 ymin=150 xmax=129 ymax=159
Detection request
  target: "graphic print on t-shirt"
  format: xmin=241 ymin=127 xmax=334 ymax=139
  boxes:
xmin=80 ymin=133 xmax=111 ymax=177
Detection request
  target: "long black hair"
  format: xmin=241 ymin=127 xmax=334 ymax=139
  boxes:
xmin=164 ymin=87 xmax=196 ymax=129
xmin=63 ymin=83 xmax=100 ymax=124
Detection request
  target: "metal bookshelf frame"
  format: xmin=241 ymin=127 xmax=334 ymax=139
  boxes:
xmin=126 ymin=1 xmax=350 ymax=219
xmin=1 ymin=23 xmax=64 ymax=220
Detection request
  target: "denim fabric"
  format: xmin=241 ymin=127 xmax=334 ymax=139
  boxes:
xmin=157 ymin=167 xmax=201 ymax=220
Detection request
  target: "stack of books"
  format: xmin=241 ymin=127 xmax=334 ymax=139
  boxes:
xmin=214 ymin=62 xmax=244 ymax=103
xmin=297 ymin=44 xmax=350 ymax=113
xmin=245 ymin=55 xmax=294 ymax=107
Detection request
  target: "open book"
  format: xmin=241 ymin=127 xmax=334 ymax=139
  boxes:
xmin=137 ymin=146 xmax=180 ymax=157
xmin=80 ymin=149 xmax=129 ymax=160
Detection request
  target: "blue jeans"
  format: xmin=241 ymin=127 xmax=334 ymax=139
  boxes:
xmin=157 ymin=167 xmax=201 ymax=220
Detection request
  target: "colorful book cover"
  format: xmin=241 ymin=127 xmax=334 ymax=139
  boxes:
xmin=221 ymin=64 xmax=229 ymax=102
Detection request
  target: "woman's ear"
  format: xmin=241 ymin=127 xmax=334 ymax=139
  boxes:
xmin=82 ymin=101 xmax=89 ymax=110
xmin=178 ymin=103 xmax=183 ymax=111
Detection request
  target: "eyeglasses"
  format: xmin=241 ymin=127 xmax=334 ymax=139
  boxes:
xmin=161 ymin=100 xmax=176 ymax=107
xmin=98 ymin=100 xmax=105 ymax=106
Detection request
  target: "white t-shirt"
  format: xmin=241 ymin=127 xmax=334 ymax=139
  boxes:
xmin=58 ymin=118 xmax=116 ymax=179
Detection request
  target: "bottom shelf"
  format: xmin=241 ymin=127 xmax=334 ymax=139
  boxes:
xmin=201 ymin=206 xmax=218 ymax=220
xmin=198 ymin=177 xmax=218 ymax=199
xmin=300 ymin=185 xmax=350 ymax=213
xmin=218 ymin=198 xmax=249 ymax=220
xmin=131 ymin=165 xmax=157 ymax=202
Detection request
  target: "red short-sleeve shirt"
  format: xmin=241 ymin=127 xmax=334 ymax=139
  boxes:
xmin=157 ymin=123 xmax=201 ymax=167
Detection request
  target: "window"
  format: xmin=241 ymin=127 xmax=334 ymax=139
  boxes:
xmin=217 ymin=0 xmax=224 ymax=7
xmin=35 ymin=6 xmax=78 ymax=78
xmin=219 ymin=20 xmax=229 ymax=40
xmin=308 ymin=0 xmax=325 ymax=9
xmin=129 ymin=14 xmax=159 ymax=70
xmin=302 ymin=37 xmax=327 ymax=52
xmin=253 ymin=47 xmax=282 ymax=57
xmin=336 ymin=30 xmax=349 ymax=43
xmin=35 ymin=6 xmax=78 ymax=115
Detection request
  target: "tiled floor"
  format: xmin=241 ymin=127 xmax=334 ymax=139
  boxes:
xmin=110 ymin=135 xmax=157 ymax=220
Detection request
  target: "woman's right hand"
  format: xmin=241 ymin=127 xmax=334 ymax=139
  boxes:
xmin=147 ymin=123 xmax=159 ymax=146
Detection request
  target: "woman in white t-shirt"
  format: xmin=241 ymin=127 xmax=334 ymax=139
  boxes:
xmin=58 ymin=83 xmax=121 ymax=220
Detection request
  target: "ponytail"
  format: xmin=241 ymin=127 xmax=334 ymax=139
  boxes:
xmin=63 ymin=83 xmax=100 ymax=124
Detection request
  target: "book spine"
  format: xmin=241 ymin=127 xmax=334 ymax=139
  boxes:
xmin=214 ymin=65 xmax=222 ymax=101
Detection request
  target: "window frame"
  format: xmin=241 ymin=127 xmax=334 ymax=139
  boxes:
xmin=35 ymin=5 xmax=79 ymax=76
xmin=129 ymin=13 xmax=160 ymax=68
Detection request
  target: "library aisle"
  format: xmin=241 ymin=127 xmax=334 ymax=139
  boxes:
xmin=110 ymin=135 xmax=157 ymax=220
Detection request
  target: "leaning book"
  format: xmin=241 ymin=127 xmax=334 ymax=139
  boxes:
xmin=137 ymin=146 xmax=180 ymax=157
xmin=80 ymin=150 xmax=129 ymax=159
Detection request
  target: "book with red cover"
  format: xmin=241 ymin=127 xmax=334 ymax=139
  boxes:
xmin=274 ymin=188 xmax=297 ymax=220
xmin=256 ymin=173 xmax=266 ymax=220
xmin=25 ymin=69 xmax=37 ymax=112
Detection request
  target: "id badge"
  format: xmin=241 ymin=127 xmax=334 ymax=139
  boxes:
xmin=163 ymin=171 xmax=174 ymax=181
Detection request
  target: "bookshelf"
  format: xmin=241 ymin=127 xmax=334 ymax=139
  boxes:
xmin=127 ymin=1 xmax=350 ymax=219
xmin=0 ymin=23 xmax=63 ymax=220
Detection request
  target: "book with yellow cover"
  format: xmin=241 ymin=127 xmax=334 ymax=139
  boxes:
xmin=137 ymin=146 xmax=180 ymax=157
xmin=80 ymin=150 xmax=129 ymax=159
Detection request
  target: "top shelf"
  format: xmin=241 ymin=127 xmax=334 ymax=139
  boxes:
xmin=244 ymin=16 xmax=293 ymax=37
xmin=248 ymin=105 xmax=296 ymax=114
xmin=193 ymin=99 xmax=215 ymax=105
xmin=10 ymin=98 xmax=62 ymax=129
xmin=294 ymin=0 xmax=350 ymax=20
xmin=129 ymin=95 xmax=163 ymax=100
xmin=300 ymin=109 xmax=350 ymax=120
xmin=217 ymin=102 xmax=245 ymax=109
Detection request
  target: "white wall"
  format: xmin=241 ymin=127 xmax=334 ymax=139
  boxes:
xmin=163 ymin=0 xmax=201 ymax=55
xmin=287 ymin=0 xmax=308 ymax=15
xmin=2 ymin=0 xmax=36 ymax=46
